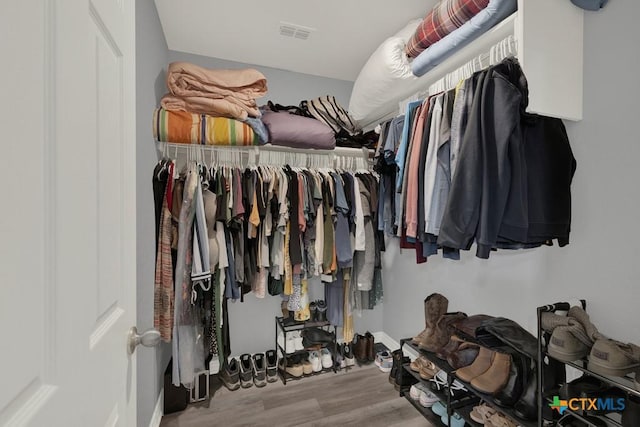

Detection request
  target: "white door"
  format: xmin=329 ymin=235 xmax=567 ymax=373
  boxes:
xmin=1 ymin=0 xmax=137 ymax=426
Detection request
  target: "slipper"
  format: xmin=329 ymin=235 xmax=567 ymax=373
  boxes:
xmin=419 ymin=360 xmax=438 ymax=380
xmin=485 ymin=412 xmax=517 ymax=427
xmin=470 ymin=403 xmax=497 ymax=424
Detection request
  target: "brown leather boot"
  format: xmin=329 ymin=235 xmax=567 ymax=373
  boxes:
xmin=365 ymin=332 xmax=375 ymax=362
xmin=353 ymin=334 xmax=368 ymax=363
xmin=419 ymin=311 xmax=467 ymax=352
xmin=471 ymin=351 xmax=512 ymax=394
xmin=456 ymin=345 xmax=494 ymax=382
xmin=412 ymin=293 xmax=449 ymax=345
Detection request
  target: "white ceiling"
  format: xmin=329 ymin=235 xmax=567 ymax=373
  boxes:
xmin=154 ymin=0 xmax=433 ymax=81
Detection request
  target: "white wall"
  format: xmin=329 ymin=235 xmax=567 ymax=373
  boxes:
xmin=382 ymin=1 xmax=640 ymax=346
xmin=135 ymin=1 xmax=169 ymax=426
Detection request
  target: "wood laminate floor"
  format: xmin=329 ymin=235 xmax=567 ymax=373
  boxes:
xmin=160 ymin=364 xmax=436 ymax=427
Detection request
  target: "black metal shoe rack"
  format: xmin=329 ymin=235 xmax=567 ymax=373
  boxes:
xmin=399 ymin=338 xmax=538 ymax=427
xmin=537 ymin=301 xmax=640 ymax=427
xmin=275 ymin=316 xmax=338 ymax=384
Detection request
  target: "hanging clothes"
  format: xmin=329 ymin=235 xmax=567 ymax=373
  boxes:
xmin=153 ymin=154 xmax=382 ymax=388
xmin=375 ymin=57 xmax=576 ymax=263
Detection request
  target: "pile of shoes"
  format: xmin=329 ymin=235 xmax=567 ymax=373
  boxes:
xmin=279 ymin=349 xmax=334 ymax=377
xmin=410 ymin=292 xmax=566 ymax=422
xmin=220 ymin=350 xmax=279 ymax=390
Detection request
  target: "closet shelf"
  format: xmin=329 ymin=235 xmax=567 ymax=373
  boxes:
xmin=402 ymin=364 xmax=453 ymax=406
xmin=157 ymin=141 xmax=373 ymax=159
xmin=277 ymin=366 xmax=335 ymax=382
xmin=455 ymin=403 xmax=484 ymax=427
xmin=400 ymin=338 xmax=537 ymax=427
xmin=545 ymin=354 xmax=640 ymax=398
xmin=276 ymin=317 xmax=333 ymax=332
xmin=390 ymin=0 xmax=584 ymax=128
xmin=401 ymin=393 xmax=443 ymax=425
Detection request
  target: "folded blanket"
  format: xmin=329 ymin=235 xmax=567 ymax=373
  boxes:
xmin=161 ymin=94 xmax=260 ymax=121
xmin=153 ymin=108 xmax=261 ymax=146
xmin=406 ymin=0 xmax=490 ymax=58
xmin=163 ymin=62 xmax=268 ymax=120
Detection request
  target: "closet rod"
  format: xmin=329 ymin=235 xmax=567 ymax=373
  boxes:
xmin=398 ymin=35 xmax=518 ymax=113
xmin=429 ymin=35 xmax=517 ymax=95
xmin=156 ymin=141 xmax=373 ymax=170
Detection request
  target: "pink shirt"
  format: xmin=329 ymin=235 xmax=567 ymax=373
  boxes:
xmin=405 ymin=100 xmax=430 ymax=238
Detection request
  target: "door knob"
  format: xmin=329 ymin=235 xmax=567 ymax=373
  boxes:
xmin=127 ymin=326 xmax=161 ymax=354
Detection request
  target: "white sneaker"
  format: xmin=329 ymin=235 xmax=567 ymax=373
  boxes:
xmin=308 ymin=351 xmax=322 ymax=372
xmin=291 ymin=331 xmax=304 ymax=351
xmin=320 ymin=348 xmax=333 ymax=369
xmin=375 ymin=350 xmax=393 ymax=373
xmin=277 ymin=333 xmax=296 ymax=354
xmin=409 ymin=384 xmax=425 ymax=400
xmin=419 ymin=389 xmax=439 ymax=408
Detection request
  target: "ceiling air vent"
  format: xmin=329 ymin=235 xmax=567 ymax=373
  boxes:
xmin=279 ymin=22 xmax=316 ymax=40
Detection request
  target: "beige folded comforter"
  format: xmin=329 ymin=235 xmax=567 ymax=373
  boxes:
xmin=161 ymin=62 xmax=267 ymax=120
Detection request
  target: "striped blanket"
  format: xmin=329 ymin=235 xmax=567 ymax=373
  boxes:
xmin=153 ymin=108 xmax=261 ymax=146
xmin=406 ymin=0 xmax=490 ymax=58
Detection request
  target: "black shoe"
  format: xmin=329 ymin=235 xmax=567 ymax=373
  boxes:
xmin=365 ymin=332 xmax=375 ymax=362
xmin=389 ymin=349 xmax=415 ymax=391
xmin=316 ymin=300 xmax=327 ymax=323
xmin=494 ymin=351 xmax=528 ymax=407
xmin=343 ymin=343 xmax=355 ymax=367
xmin=309 ymin=301 xmax=318 ymax=323
xmin=219 ymin=357 xmax=240 ymax=391
xmin=265 ymin=349 xmax=278 ymax=383
xmin=389 ymin=349 xmax=402 ymax=387
xmin=239 ymin=353 xmax=253 ymax=388
xmin=252 ymin=353 xmax=267 ymax=387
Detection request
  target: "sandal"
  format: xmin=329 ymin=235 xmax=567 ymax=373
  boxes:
xmin=419 ymin=360 xmax=438 ymax=380
xmin=486 ymin=412 xmax=517 ymax=427
xmin=470 ymin=403 xmax=497 ymax=425
xmin=410 ymin=355 xmax=429 ymax=372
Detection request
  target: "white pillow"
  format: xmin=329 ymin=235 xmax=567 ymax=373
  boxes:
xmin=349 ymin=19 xmax=431 ymax=127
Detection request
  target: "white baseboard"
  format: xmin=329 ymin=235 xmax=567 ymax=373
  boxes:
xmin=372 ymin=331 xmax=400 ymax=351
xmin=372 ymin=331 xmax=419 ymax=360
xmin=149 ymin=388 xmax=163 ymax=427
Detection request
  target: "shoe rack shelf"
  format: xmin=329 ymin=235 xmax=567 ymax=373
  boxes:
xmin=402 ymin=363 xmax=483 ymax=426
xmin=401 ymin=391 xmax=445 ymax=426
xmin=278 ymin=366 xmax=336 ymax=383
xmin=400 ymin=338 xmax=537 ymax=427
xmin=275 ymin=316 xmax=338 ymax=385
xmin=537 ymin=301 xmax=640 ymax=427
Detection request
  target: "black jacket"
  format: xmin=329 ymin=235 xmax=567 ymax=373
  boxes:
xmin=437 ymin=58 xmax=576 ymax=257
xmin=438 ymin=58 xmax=529 ymax=258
